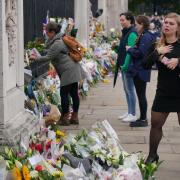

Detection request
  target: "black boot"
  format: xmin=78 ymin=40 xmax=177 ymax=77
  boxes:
xmin=130 ymin=119 xmax=148 ymax=127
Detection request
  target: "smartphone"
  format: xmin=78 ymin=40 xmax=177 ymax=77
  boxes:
xmin=161 ymin=56 xmax=170 ymax=65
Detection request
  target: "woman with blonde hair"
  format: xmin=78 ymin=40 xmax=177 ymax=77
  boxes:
xmin=143 ymin=12 xmax=180 ymax=164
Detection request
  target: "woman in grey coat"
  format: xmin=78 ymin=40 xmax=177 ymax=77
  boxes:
xmin=30 ymin=22 xmax=85 ymax=125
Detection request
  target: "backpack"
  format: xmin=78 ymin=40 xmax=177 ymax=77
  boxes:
xmin=62 ymin=35 xmax=85 ymax=62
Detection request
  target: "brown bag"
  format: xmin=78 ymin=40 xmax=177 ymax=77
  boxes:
xmin=44 ymin=104 xmax=61 ymax=126
xmin=63 ymin=35 xmax=84 ymax=62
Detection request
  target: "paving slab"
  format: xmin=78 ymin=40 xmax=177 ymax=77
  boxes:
xmin=62 ymin=71 xmax=180 ymax=179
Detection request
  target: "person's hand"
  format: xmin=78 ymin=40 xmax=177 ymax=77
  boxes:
xmin=126 ymin=46 xmax=131 ymax=51
xmin=166 ymin=58 xmax=179 ymax=70
xmin=160 ymin=56 xmax=170 ymax=65
xmin=29 ymin=54 xmax=37 ymax=61
xmin=157 ymin=45 xmax=173 ymax=55
xmin=120 ymin=65 xmax=128 ymax=72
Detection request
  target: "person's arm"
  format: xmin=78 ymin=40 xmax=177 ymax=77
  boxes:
xmin=37 ymin=40 xmax=62 ymax=62
xmin=120 ymin=32 xmax=137 ymax=71
xmin=30 ymin=40 xmax=62 ymax=62
xmin=127 ymin=34 xmax=151 ymax=59
xmin=142 ymin=43 xmax=159 ymax=69
xmin=143 ymin=43 xmax=173 ymax=69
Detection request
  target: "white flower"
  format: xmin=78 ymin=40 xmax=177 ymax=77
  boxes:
xmin=15 ymin=160 xmax=22 ymax=169
xmin=30 ymin=170 xmax=39 ymax=178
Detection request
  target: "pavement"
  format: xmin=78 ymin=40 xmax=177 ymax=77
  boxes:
xmin=62 ymin=70 xmax=180 ymax=180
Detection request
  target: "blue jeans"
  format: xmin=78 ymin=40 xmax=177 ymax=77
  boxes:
xmin=121 ymin=72 xmax=136 ymax=115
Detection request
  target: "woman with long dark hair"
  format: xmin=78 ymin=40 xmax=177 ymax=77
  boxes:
xmin=126 ymin=15 xmax=156 ymax=127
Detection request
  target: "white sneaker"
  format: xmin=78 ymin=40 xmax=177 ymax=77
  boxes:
xmin=122 ymin=114 xmax=137 ymax=122
xmin=118 ymin=112 xmax=128 ymax=120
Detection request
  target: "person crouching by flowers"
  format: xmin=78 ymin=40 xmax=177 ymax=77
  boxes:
xmin=30 ymin=22 xmax=85 ymax=126
xmin=143 ymin=12 xmax=180 ymax=164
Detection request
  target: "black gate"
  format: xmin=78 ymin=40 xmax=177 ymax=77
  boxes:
xmin=23 ymin=0 xmax=99 ymax=45
xmin=23 ymin=0 xmax=74 ymax=45
xmin=90 ymin=0 xmax=98 ymax=17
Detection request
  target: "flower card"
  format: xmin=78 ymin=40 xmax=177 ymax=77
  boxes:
xmin=28 ymin=154 xmax=42 ymax=166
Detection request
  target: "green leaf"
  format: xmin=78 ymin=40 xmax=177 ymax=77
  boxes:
xmin=15 ymin=160 xmax=22 ymax=169
xmin=119 ymin=153 xmax=124 ymax=165
xmin=6 ymin=161 xmax=11 ymax=170
xmin=137 ymin=157 xmax=163 ymax=180
xmin=4 ymin=147 xmax=9 ymax=155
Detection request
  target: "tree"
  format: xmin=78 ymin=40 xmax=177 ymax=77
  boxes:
xmin=129 ymin=0 xmax=179 ymax=15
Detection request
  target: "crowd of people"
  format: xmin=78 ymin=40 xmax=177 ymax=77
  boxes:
xmin=30 ymin=11 xmax=180 ymax=166
xmin=115 ymin=11 xmax=180 ymax=164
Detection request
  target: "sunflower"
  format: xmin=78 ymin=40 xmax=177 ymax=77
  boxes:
xmin=22 ymin=165 xmax=31 ymax=180
xmin=12 ymin=167 xmax=22 ymax=180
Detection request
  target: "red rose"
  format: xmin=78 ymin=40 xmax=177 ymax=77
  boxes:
xmin=35 ymin=165 xmax=43 ymax=171
xmin=29 ymin=143 xmax=35 ymax=150
xmin=45 ymin=141 xmax=52 ymax=151
xmin=35 ymin=143 xmax=43 ymax=153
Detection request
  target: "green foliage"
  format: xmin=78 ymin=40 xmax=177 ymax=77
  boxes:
xmin=26 ymin=38 xmax=45 ymax=53
xmin=75 ymin=129 xmax=88 ymax=141
xmin=0 ymin=147 xmax=34 ymax=170
xmin=137 ymin=157 xmax=163 ymax=180
xmin=37 ymin=171 xmax=54 ymax=180
xmin=129 ymin=0 xmax=180 ymax=15
xmin=79 ymin=88 xmax=88 ymax=98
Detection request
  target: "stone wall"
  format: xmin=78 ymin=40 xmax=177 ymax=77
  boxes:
xmin=98 ymin=0 xmax=128 ymax=34
xmin=0 ymin=0 xmax=39 ymax=148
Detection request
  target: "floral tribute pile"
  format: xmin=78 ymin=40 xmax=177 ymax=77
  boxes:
xmin=24 ymin=36 xmax=117 ymax=124
xmin=0 ymin=120 xmax=161 ymax=180
xmin=13 ymin=20 xmax=162 ymax=179
xmin=24 ymin=14 xmax=120 ymax=123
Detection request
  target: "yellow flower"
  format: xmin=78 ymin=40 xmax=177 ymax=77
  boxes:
xmin=82 ymin=47 xmax=87 ymax=53
xmin=49 ymin=84 xmax=56 ymax=92
xmin=12 ymin=167 xmax=22 ymax=180
xmin=102 ymin=79 xmax=110 ymax=83
xmin=56 ymin=130 xmax=65 ymax=137
xmin=22 ymin=165 xmax=31 ymax=180
xmin=52 ymin=170 xmax=64 ymax=177
xmin=56 ymin=138 xmax=61 ymax=143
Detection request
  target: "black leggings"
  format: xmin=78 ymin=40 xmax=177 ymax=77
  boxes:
xmin=133 ymin=75 xmax=147 ymax=120
xmin=148 ymin=112 xmax=180 ymax=157
xmin=60 ymin=82 xmax=79 ymax=114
